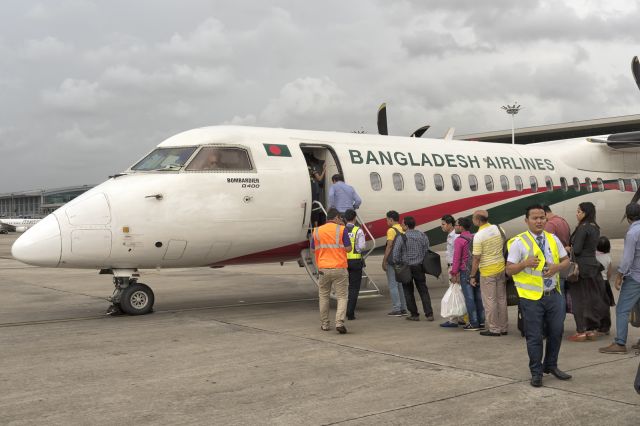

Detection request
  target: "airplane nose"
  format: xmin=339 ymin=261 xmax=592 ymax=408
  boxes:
xmin=11 ymin=214 xmax=62 ymax=267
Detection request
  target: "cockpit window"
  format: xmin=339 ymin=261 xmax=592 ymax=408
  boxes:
xmin=131 ymin=147 xmax=197 ymax=171
xmin=186 ymin=147 xmax=253 ymax=171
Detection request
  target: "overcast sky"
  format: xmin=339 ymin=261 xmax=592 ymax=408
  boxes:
xmin=1 ymin=0 xmax=639 ymax=193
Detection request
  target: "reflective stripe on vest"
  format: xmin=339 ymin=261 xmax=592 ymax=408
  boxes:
xmin=507 ymin=231 xmax=561 ymax=301
xmin=346 ymin=225 xmax=362 ymax=260
xmin=313 ymin=223 xmax=348 ymax=269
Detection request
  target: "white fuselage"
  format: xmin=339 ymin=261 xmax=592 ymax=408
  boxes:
xmin=0 ymin=218 xmax=41 ymax=232
xmin=11 ymin=126 xmax=639 ymax=269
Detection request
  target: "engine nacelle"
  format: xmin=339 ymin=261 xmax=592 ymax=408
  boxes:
xmin=15 ymin=226 xmax=28 ymax=233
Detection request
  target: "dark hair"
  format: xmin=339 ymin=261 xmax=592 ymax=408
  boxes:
xmin=597 ymin=236 xmax=611 ymax=253
xmin=441 ymin=215 xmax=455 ymax=226
xmin=473 ymin=212 xmax=488 ymax=224
xmin=542 ymin=205 xmax=552 ymax=213
xmin=326 ymin=208 xmax=340 ymax=220
xmin=578 ymin=202 xmax=599 ymax=227
xmin=525 ymin=204 xmax=546 ymax=218
xmin=343 ymin=209 xmax=357 ymax=222
xmin=331 ymin=173 xmax=344 ymax=182
xmin=386 ymin=210 xmax=399 ymax=222
xmin=404 ymin=216 xmax=416 ymax=229
xmin=626 ymin=203 xmax=640 ymax=221
xmin=456 ymin=216 xmax=471 ymax=230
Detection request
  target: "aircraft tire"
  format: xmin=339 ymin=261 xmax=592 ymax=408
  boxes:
xmin=119 ymin=283 xmax=154 ymax=315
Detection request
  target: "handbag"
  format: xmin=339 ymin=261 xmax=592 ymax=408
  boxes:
xmin=564 ymin=250 xmax=579 ymax=283
xmin=506 ymin=276 xmax=519 ymax=306
xmin=630 ymin=298 xmax=640 ymax=328
xmin=422 ymin=250 xmax=442 ymax=278
xmin=393 ymin=263 xmax=412 ymax=284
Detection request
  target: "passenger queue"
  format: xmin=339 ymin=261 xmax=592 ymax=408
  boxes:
xmin=309 ymin=174 xmax=640 ymax=390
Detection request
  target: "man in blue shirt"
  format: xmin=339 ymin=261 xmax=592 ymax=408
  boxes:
xmin=600 ymin=203 xmax=640 ymax=354
xmin=328 ymin=174 xmax=362 ymax=213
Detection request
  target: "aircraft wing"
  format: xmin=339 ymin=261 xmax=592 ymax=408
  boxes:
xmin=587 ymin=131 xmax=640 ymax=149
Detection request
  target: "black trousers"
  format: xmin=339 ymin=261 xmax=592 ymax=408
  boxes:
xmin=402 ymin=264 xmax=433 ymax=317
xmin=519 ymin=290 xmax=565 ymax=376
xmin=347 ymin=259 xmax=363 ymax=318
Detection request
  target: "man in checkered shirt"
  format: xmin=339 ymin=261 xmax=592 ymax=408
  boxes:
xmin=392 ymin=216 xmax=434 ymax=321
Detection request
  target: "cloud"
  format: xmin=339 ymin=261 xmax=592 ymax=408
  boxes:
xmin=23 ymin=36 xmax=73 ymax=59
xmin=159 ymin=17 xmax=231 ymax=60
xmin=41 ymin=78 xmax=111 ymax=112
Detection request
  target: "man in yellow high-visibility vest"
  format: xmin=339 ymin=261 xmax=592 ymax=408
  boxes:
xmin=344 ymin=209 xmax=366 ymax=321
xmin=506 ymin=204 xmax=570 ymax=388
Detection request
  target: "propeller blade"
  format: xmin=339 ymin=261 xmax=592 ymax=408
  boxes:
xmin=443 ymin=127 xmax=456 ymax=140
xmin=410 ymin=125 xmax=430 ymax=138
xmin=377 ymin=103 xmax=388 ymax=135
xmin=633 ymin=56 xmax=640 ymax=91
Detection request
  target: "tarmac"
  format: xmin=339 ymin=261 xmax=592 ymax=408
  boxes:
xmin=0 ymin=233 xmax=639 ymax=425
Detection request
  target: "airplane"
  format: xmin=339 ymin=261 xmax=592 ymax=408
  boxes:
xmin=10 ymin=56 xmax=640 ymax=316
xmin=0 ymin=218 xmax=41 ymax=233
xmin=10 ymin=124 xmax=640 ymax=316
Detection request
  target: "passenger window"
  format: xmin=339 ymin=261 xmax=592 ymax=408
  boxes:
xmin=572 ymin=177 xmax=580 ymax=191
xmin=414 ymin=173 xmax=425 ymax=191
xmin=186 ymin=147 xmax=253 ymax=171
xmin=545 ymin=176 xmax=553 ymax=191
xmin=370 ymin=172 xmax=382 ymax=191
xmin=469 ymin=175 xmax=478 ymax=191
xmin=500 ymin=175 xmax=510 ymax=191
xmin=485 ymin=175 xmax=494 ymax=191
xmin=452 ymin=174 xmax=462 ymax=191
xmin=560 ymin=177 xmax=569 ymax=192
xmin=618 ymin=178 xmax=625 ymax=192
xmin=132 ymin=147 xmax=197 ymax=171
xmin=530 ymin=176 xmax=538 ymax=193
xmin=515 ymin=175 xmax=523 ymax=192
xmin=393 ymin=173 xmax=404 ymax=191
xmin=597 ymin=178 xmax=604 ymax=192
xmin=585 ymin=177 xmax=593 ymax=192
xmin=434 ymin=174 xmax=444 ymax=191
xmin=631 ymin=179 xmax=638 ymax=192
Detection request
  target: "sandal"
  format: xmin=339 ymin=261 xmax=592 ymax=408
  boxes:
xmin=568 ymin=333 xmax=587 ymax=342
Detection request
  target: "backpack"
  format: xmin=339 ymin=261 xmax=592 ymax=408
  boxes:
xmin=496 ymin=225 xmax=509 ymax=259
xmin=387 ymin=227 xmax=403 ymax=265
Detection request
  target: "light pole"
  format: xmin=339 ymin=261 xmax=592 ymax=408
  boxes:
xmin=501 ymin=102 xmax=522 ymax=144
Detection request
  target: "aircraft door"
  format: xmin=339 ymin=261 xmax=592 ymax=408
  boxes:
xmin=301 ymin=145 xmax=343 ymax=229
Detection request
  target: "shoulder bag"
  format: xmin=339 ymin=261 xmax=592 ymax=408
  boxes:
xmin=393 ymin=233 xmax=412 ymax=283
xmin=563 ymin=249 xmax=580 ymax=283
xmin=422 ymin=249 xmax=442 ymax=278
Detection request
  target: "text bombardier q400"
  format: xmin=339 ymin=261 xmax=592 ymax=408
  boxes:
xmin=11 ymin=125 xmax=640 ymax=315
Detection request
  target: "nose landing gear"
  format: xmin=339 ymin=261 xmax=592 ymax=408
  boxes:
xmin=106 ymin=272 xmax=155 ymax=315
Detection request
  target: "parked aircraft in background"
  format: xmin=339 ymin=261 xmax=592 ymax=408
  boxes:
xmin=0 ymin=218 xmax=41 ymax=233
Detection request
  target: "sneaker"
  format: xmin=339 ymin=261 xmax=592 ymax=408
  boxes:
xmin=440 ymin=321 xmax=458 ymax=328
xmin=463 ymin=324 xmax=481 ymax=331
xmin=406 ymin=315 xmax=420 ymax=321
xmin=479 ymin=323 xmax=486 ymax=329
xmin=457 ymin=320 xmax=467 ymax=326
xmin=321 ymin=324 xmax=330 ymax=331
xmin=425 ymin=314 xmax=435 ymax=322
xmin=387 ymin=310 xmax=403 ymax=317
xmin=598 ymin=343 xmax=628 ymax=354
xmin=336 ymin=325 xmax=347 ymax=334
xmin=479 ymin=330 xmax=501 ymax=336
xmin=400 ymin=310 xmax=409 ymax=316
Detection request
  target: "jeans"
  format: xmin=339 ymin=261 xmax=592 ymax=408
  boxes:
xmin=460 ymin=270 xmax=484 ymax=327
xmin=519 ymin=290 xmax=565 ymax=376
xmin=402 ymin=264 xmax=433 ymax=317
xmin=347 ymin=259 xmax=363 ymax=318
xmin=386 ymin=265 xmax=406 ymax=312
xmin=614 ymin=276 xmax=640 ymax=346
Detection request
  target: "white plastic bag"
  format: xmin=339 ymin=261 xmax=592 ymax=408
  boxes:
xmin=440 ymin=283 xmax=467 ymax=319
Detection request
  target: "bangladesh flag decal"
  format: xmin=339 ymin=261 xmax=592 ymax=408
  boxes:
xmin=263 ymin=143 xmax=292 ymax=157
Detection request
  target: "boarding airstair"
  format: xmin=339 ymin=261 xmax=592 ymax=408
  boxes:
xmin=299 ymin=201 xmax=382 ymax=299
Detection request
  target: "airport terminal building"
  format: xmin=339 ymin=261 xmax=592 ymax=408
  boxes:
xmin=0 ymin=185 xmax=95 ymax=218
